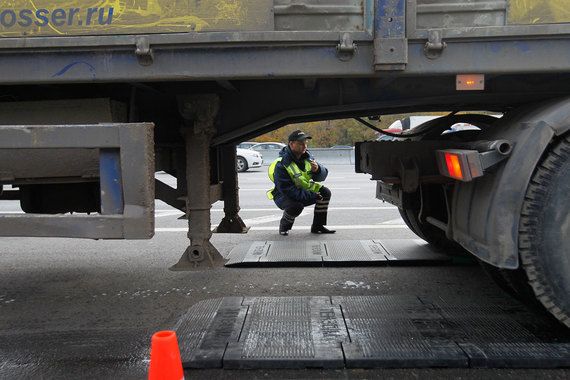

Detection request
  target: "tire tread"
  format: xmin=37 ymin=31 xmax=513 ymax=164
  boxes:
xmin=519 ymin=135 xmax=570 ymax=327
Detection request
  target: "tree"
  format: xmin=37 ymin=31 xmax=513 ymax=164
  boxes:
xmin=251 ymin=112 xmax=450 ymax=147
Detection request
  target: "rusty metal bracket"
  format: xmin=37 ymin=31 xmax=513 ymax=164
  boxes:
xmin=337 ymin=33 xmax=357 ymax=61
xmin=424 ymin=30 xmax=447 ymax=60
xmin=135 ymin=36 xmax=154 ymax=66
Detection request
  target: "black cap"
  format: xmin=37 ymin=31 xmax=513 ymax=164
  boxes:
xmin=288 ymin=130 xmax=312 ymax=142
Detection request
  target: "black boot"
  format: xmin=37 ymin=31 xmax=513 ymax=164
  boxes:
xmin=279 ymin=212 xmax=295 ymax=236
xmin=311 ymin=225 xmax=336 ymax=234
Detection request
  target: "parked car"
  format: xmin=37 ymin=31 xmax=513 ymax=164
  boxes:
xmin=250 ymin=142 xmax=287 ymax=151
xmin=376 ymin=128 xmax=404 ymax=141
xmin=237 ymin=141 xmax=257 ymax=149
xmin=442 ymin=122 xmax=481 ymax=135
xmin=389 ymin=115 xmax=440 ymax=130
xmin=236 ymin=148 xmax=263 ymax=172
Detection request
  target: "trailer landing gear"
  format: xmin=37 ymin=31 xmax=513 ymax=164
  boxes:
xmin=171 ymin=95 xmax=226 ymax=270
xmin=215 ymin=145 xmax=250 ymax=234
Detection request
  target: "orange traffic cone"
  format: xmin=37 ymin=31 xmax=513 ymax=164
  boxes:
xmin=148 ymin=330 xmax=184 ymax=380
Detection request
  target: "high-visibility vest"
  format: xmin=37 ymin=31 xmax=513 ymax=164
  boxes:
xmin=266 ymin=157 xmax=323 ymax=200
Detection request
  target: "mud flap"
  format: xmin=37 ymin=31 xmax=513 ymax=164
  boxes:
xmin=451 ymin=97 xmax=570 ymax=268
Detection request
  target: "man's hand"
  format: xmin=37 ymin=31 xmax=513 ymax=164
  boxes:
xmin=310 ymin=159 xmax=319 ymax=173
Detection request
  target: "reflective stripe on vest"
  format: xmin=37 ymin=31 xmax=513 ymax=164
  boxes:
xmin=267 ymin=157 xmax=323 ymax=199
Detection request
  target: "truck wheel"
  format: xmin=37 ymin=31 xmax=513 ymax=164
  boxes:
xmin=519 ymin=135 xmax=570 ymax=327
xmin=236 ymin=156 xmax=248 ymax=173
xmin=398 ymin=207 xmax=468 ymax=255
xmin=398 ymin=185 xmax=468 ymax=255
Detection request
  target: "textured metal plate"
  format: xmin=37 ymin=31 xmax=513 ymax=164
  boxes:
xmin=429 ymin=299 xmax=570 ymax=368
xmin=223 ymin=242 xmax=252 ymax=265
xmin=224 ymin=296 xmax=347 ymax=369
xmin=175 ymin=297 xmax=247 ymax=368
xmin=460 ymin=342 xmax=570 ymax=368
xmin=324 ymin=240 xmax=388 ymax=262
xmin=176 ymin=296 xmax=570 ymax=369
xmin=376 ymin=239 xmax=451 ymax=261
xmin=260 ymin=241 xmax=325 ymax=263
xmin=336 ymin=295 xmax=468 ymax=368
xmin=242 ymin=241 xmax=271 ymax=263
xmin=226 ymin=239 xmax=450 ymax=267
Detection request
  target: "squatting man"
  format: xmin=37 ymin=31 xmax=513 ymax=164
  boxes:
xmin=267 ymin=130 xmax=335 ymax=235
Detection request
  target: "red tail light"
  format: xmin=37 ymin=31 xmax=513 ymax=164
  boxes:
xmin=444 ymin=152 xmax=464 ymax=180
xmin=436 ymin=149 xmax=483 ymax=182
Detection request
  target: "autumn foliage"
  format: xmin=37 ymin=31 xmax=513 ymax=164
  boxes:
xmin=251 ymin=116 xmax=406 ymax=147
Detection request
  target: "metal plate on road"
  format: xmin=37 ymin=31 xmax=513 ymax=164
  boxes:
xmin=175 ymin=297 xmax=247 ymax=368
xmin=337 ymin=295 xmax=467 ymax=368
xmin=224 ymin=297 xmax=347 ymax=369
xmin=225 ymin=239 xmax=451 ymax=266
xmin=175 ymin=296 xmax=570 ymax=369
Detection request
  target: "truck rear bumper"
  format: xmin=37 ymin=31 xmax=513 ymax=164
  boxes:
xmin=0 ymin=123 xmax=155 ymax=239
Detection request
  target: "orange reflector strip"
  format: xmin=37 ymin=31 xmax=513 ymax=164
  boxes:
xmin=456 ymin=74 xmax=485 ymax=91
xmin=445 ymin=152 xmax=464 ymax=180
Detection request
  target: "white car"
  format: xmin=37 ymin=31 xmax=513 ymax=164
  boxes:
xmin=250 ymin=142 xmax=287 ymax=151
xmin=236 ymin=148 xmax=263 ymax=172
xmin=237 ymin=141 xmax=257 ymax=149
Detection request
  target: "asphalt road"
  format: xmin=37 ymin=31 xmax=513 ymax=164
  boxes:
xmin=0 ymin=165 xmax=568 ymax=379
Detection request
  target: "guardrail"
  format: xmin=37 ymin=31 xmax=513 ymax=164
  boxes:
xmin=258 ymin=148 xmax=355 ymax=165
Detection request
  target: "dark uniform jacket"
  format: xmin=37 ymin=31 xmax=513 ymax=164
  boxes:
xmin=272 ymin=146 xmax=329 ymax=208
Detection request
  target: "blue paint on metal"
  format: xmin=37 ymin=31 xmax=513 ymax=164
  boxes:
xmin=365 ymin=0 xmax=375 ymax=34
xmin=375 ymin=0 xmax=406 ymax=38
xmin=515 ymin=41 xmax=531 ymax=53
xmin=99 ymin=149 xmax=124 ymax=215
xmin=489 ymin=42 xmax=502 ymax=53
xmin=52 ymin=61 xmax=96 ymax=78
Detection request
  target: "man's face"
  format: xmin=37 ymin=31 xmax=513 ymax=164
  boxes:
xmin=289 ymin=140 xmax=308 ymax=156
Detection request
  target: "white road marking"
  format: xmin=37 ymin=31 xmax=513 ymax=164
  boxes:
xmin=208 ymin=206 xmax=397 ymax=212
xmin=381 ymin=218 xmax=406 ymax=224
xmin=242 ymin=211 xmax=309 ymax=226
xmin=155 ymin=211 xmax=185 ymax=218
xmin=156 ymin=224 xmax=408 ymax=232
xmin=1 ymin=206 xmax=397 ymax=217
xmin=239 ymin=188 xmax=361 ymax=191
xmin=2 ymin=206 xmax=397 ymax=217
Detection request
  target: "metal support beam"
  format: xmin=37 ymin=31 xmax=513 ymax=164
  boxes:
xmin=155 ymin=179 xmax=186 ymax=213
xmin=215 ymin=145 xmax=249 ymax=234
xmin=374 ymin=0 xmax=407 ymax=71
xmin=171 ymin=95 xmax=225 ymax=270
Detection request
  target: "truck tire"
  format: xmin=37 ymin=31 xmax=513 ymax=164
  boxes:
xmin=398 ymin=188 xmax=469 ymax=256
xmin=519 ymin=135 xmax=570 ymax=327
xmin=398 ymin=207 xmax=468 ymax=255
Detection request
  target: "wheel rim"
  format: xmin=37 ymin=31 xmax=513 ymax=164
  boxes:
xmin=236 ymin=158 xmax=246 ymax=171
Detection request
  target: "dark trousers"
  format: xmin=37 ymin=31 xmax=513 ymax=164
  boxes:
xmin=278 ymin=186 xmax=331 ymax=230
